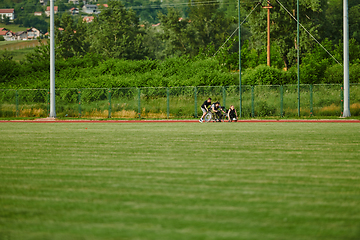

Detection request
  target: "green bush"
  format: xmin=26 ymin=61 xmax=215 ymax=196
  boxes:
xmin=242 ymin=65 xmax=286 ymax=85
xmin=323 ymin=63 xmax=360 ymax=84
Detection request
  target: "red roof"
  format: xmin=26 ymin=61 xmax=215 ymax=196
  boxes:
xmin=0 ymin=9 xmax=14 ymax=13
xmin=83 ymin=16 xmax=94 ymax=23
xmin=0 ymin=31 xmax=8 ymax=36
xmin=46 ymin=6 xmax=58 ymax=11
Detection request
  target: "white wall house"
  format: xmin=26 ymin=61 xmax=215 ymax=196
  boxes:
xmin=82 ymin=4 xmax=99 ymax=14
xmin=27 ymin=28 xmax=40 ymax=39
xmin=0 ymin=9 xmax=15 ymax=20
xmin=68 ymin=0 xmax=79 ymax=4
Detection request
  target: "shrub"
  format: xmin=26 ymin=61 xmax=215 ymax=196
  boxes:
xmin=242 ymin=65 xmax=285 ymax=85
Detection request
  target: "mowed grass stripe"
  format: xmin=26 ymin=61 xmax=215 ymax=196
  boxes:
xmin=0 ymin=122 xmax=360 ymax=240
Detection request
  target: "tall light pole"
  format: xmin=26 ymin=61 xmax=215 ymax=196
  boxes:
xmin=297 ymin=0 xmax=300 ymax=117
xmin=343 ymin=0 xmax=351 ymax=117
xmin=238 ymin=0 xmax=242 ymax=118
xmin=262 ymin=1 xmax=272 ymax=67
xmin=49 ymin=0 xmax=56 ymax=118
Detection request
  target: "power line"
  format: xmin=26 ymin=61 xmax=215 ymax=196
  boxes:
xmin=275 ymin=0 xmax=341 ymax=65
xmin=213 ymin=1 xmax=261 ymax=57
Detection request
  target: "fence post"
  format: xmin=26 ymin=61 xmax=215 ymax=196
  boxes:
xmin=166 ymin=87 xmax=170 ymax=119
xmin=341 ymin=85 xmax=344 ymax=115
xmin=15 ymin=90 xmax=19 ymax=117
xmin=47 ymin=89 xmax=50 ymax=116
xmin=251 ymin=86 xmax=254 ymax=118
xmin=194 ymin=86 xmax=197 ymax=118
xmin=108 ymin=88 xmax=112 ymax=118
xmin=310 ymin=84 xmax=313 ymax=117
xmin=78 ymin=89 xmax=81 ymax=118
xmin=138 ymin=88 xmax=141 ymax=119
xmin=222 ymin=86 xmax=226 ymax=107
xmin=280 ymin=85 xmax=283 ymax=118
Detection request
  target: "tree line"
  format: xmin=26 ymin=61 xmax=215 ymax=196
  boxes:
xmin=1 ymin=0 xmax=360 ymax=88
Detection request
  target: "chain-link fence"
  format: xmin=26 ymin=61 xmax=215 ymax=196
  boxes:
xmin=1 ymin=84 xmax=359 ymax=118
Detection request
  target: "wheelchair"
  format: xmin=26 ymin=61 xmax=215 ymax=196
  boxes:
xmin=204 ymin=106 xmax=228 ymax=122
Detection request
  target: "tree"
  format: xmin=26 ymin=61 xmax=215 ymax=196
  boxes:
xmin=88 ymin=0 xmax=148 ymax=60
xmin=158 ymin=8 xmax=192 ymax=57
xmin=187 ymin=0 xmax=235 ymax=55
xmin=55 ymin=13 xmax=90 ymax=59
xmin=243 ymin=0 xmax=327 ymax=70
xmin=158 ymin=0 xmax=235 ymax=57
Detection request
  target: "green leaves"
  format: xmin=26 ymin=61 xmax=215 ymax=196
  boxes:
xmin=88 ymin=0 xmax=147 ymax=60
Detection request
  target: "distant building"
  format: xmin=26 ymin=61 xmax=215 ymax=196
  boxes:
xmin=0 ymin=28 xmax=16 ymax=41
xmin=39 ymin=0 xmax=49 ymax=6
xmin=69 ymin=7 xmax=79 ymax=15
xmin=14 ymin=31 xmax=28 ymax=40
xmin=27 ymin=27 xmax=40 ymax=39
xmin=0 ymin=9 xmax=15 ymax=21
xmin=82 ymin=4 xmax=99 ymax=14
xmin=68 ymin=0 xmax=79 ymax=4
xmin=34 ymin=12 xmax=42 ymax=16
xmin=96 ymin=4 xmax=108 ymax=8
xmin=83 ymin=16 xmax=94 ymax=23
xmin=45 ymin=6 xmax=58 ymax=17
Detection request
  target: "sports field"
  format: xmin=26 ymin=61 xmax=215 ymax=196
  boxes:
xmin=0 ymin=122 xmax=359 ymax=240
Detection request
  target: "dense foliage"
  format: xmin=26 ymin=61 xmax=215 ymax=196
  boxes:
xmin=1 ymin=0 xmax=360 ymax=89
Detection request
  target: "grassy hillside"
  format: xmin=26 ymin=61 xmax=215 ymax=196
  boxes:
xmin=0 ymin=23 xmax=28 ymax=33
xmin=0 ymin=39 xmax=47 ymax=61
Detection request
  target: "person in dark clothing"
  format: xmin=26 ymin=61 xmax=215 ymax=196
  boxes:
xmin=227 ymin=105 xmax=238 ymax=122
xmin=211 ymin=102 xmax=226 ymax=121
xmin=199 ymin=98 xmax=211 ymax=122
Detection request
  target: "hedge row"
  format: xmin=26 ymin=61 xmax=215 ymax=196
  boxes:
xmin=1 ymin=56 xmax=359 ymax=89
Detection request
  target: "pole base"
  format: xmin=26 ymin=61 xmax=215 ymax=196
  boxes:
xmin=342 ymin=109 xmax=351 ymax=118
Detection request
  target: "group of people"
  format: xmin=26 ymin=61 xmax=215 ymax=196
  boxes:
xmin=199 ymin=98 xmax=238 ymax=123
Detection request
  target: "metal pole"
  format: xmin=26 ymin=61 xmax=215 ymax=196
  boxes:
xmin=297 ymin=0 xmax=300 ymax=117
xmin=78 ymin=89 xmax=81 ymax=118
xmin=238 ymin=0 xmax=242 ymax=118
xmin=108 ymin=88 xmax=111 ymax=118
xmin=343 ymin=0 xmax=351 ymax=117
xmin=138 ymin=88 xmax=141 ymax=119
xmin=194 ymin=87 xmax=198 ymax=118
xmin=310 ymin=84 xmax=313 ymax=117
xmin=49 ymin=0 xmax=56 ymax=118
xmin=166 ymin=87 xmax=169 ymax=119
xmin=267 ymin=4 xmax=270 ymax=66
xmin=222 ymin=86 xmax=226 ymax=107
xmin=280 ymin=85 xmax=283 ymax=118
xmin=251 ymin=86 xmax=254 ymax=118
xmin=15 ymin=90 xmax=19 ymax=117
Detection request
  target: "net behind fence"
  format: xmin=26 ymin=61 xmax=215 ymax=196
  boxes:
xmin=1 ymin=84 xmax=359 ymax=118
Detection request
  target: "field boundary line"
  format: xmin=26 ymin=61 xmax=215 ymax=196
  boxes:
xmin=0 ymin=119 xmax=359 ymax=123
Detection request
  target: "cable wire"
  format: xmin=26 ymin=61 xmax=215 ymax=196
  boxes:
xmin=275 ymin=0 xmax=341 ymax=65
xmin=213 ymin=1 xmax=261 ymax=57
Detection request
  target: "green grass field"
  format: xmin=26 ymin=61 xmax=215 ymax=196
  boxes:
xmin=0 ymin=122 xmax=359 ymax=240
xmin=0 ymin=24 xmax=28 ymax=33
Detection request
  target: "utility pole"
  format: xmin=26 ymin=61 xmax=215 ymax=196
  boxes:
xmin=262 ymin=0 xmax=272 ymax=67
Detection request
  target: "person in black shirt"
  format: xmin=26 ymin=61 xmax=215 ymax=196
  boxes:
xmin=211 ymin=102 xmax=226 ymax=122
xmin=227 ymin=105 xmax=238 ymax=122
xmin=199 ymin=98 xmax=211 ymax=122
